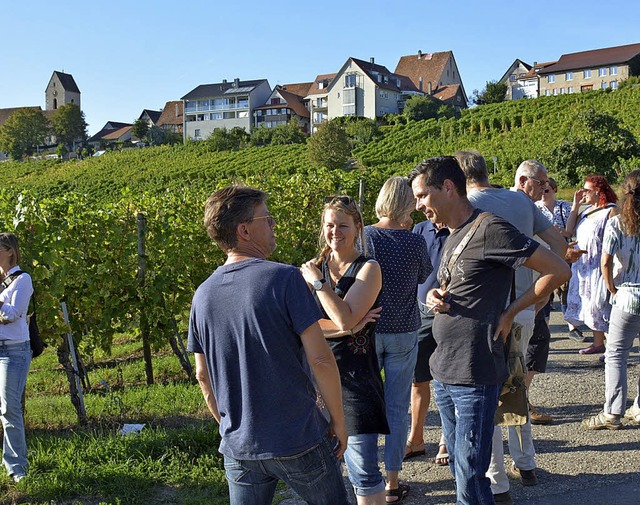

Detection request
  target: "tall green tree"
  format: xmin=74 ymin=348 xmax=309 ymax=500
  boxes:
xmin=403 ymin=95 xmax=440 ymax=121
xmin=472 ymin=81 xmax=508 ymax=105
xmin=550 ymin=108 xmax=639 ymax=185
xmin=50 ymin=104 xmax=88 ymax=150
xmin=307 ymin=119 xmax=351 ymax=170
xmin=131 ymin=119 xmax=149 ymax=140
xmin=0 ymin=108 xmax=50 ymax=159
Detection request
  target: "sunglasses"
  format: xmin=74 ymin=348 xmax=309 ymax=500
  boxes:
xmin=324 ymin=195 xmax=356 ymax=205
xmin=251 ymin=214 xmax=276 ymax=226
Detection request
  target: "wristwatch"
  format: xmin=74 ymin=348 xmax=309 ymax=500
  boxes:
xmin=312 ymin=278 xmax=327 ymax=291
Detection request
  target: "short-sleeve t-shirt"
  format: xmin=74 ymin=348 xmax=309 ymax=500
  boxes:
xmin=603 ymin=215 xmax=640 ymax=315
xmin=188 ymin=258 xmax=327 ymax=460
xmin=431 ymin=209 xmax=539 ymax=386
xmin=364 ymin=226 xmax=431 ymax=333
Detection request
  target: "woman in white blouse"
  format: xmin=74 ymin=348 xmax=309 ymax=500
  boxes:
xmin=0 ymin=233 xmax=33 ymax=482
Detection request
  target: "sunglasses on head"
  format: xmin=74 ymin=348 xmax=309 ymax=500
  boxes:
xmin=324 ymin=195 xmax=355 ymax=205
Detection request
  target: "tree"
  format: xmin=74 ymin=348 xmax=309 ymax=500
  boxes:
xmin=146 ymin=125 xmax=180 ymax=146
xmin=131 ymin=119 xmax=149 ymax=140
xmin=0 ymin=108 xmax=50 ymax=159
xmin=403 ymin=95 xmax=440 ymax=121
xmin=50 ymin=104 xmax=88 ymax=151
xmin=205 ymin=127 xmax=249 ymax=151
xmin=344 ymin=118 xmax=379 ymax=147
xmin=307 ymin=119 xmax=351 ymax=170
xmin=472 ymin=81 xmax=508 ymax=105
xmin=270 ymin=120 xmax=306 ymax=145
xmin=550 ymin=108 xmax=639 ymax=185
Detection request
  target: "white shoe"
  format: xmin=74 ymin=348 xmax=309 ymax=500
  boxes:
xmin=624 ymin=404 xmax=640 ymax=422
xmin=12 ymin=473 xmax=26 ymax=483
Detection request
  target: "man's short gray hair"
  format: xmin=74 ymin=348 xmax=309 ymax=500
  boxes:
xmin=515 ymin=160 xmax=547 ymax=185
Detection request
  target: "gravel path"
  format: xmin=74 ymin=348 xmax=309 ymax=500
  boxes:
xmin=281 ymin=308 xmax=640 ymax=504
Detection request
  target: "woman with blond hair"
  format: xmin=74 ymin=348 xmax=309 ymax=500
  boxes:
xmin=301 ymin=196 xmax=388 ymax=505
xmin=583 ymin=170 xmax=640 ymax=429
xmin=364 ymin=176 xmax=431 ymax=502
xmin=0 ymin=233 xmax=33 ymax=482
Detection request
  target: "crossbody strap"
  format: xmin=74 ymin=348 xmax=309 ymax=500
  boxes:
xmin=441 ymin=212 xmax=491 ymax=291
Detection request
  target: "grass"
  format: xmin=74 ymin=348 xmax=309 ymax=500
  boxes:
xmin=1 ymin=336 xmax=232 ymax=505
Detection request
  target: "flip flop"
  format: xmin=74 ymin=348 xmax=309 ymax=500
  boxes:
xmin=435 ymin=443 xmax=449 ymax=466
xmin=386 ymin=482 xmax=410 ymax=503
xmin=403 ymin=442 xmax=425 ymax=460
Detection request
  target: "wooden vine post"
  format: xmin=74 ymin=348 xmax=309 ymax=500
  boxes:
xmin=137 ymin=212 xmax=154 ymax=385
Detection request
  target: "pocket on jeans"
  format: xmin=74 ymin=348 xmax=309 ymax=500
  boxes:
xmin=223 ymin=458 xmax=251 ymax=483
xmin=275 ymin=443 xmax=328 ymax=486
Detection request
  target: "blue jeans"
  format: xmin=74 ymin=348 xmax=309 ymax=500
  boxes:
xmin=0 ymin=341 xmax=31 ymax=477
xmin=434 ymin=380 xmax=500 ymax=505
xmin=376 ymin=331 xmax=418 ymax=472
xmin=605 ymin=307 xmax=640 ymax=415
xmin=343 ymin=433 xmax=386 ymax=496
xmin=223 ymin=437 xmax=349 ymax=505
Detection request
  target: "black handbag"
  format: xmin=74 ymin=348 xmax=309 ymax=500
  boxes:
xmin=1 ymin=271 xmax=45 ymax=358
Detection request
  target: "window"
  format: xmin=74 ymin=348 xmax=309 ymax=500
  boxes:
xmin=545 ymin=90 xmax=551 ymax=96
xmin=560 ymin=88 xmax=566 ymax=94
xmin=345 ymin=74 xmax=356 ymax=88
xmin=601 ymin=81 xmax=608 ymax=89
xmin=599 ymin=68 xmax=607 ymax=77
xmin=568 ymin=86 xmax=574 ymax=94
xmin=553 ymin=89 xmax=558 ymax=95
xmin=238 ymin=111 xmax=249 ymax=118
xmin=210 ymin=113 xmax=222 ymax=120
xmin=584 ymin=69 xmax=592 ymax=78
xmin=194 ymin=129 xmax=201 ymax=138
xmin=610 ymin=66 xmax=618 ymax=75
xmin=510 ymin=75 xmax=517 ymax=82
xmin=611 ymin=81 xmax=618 ymax=89
xmin=271 ymin=98 xmax=281 ymax=105
xmin=548 ymin=75 xmax=556 ymax=83
xmin=566 ymin=71 xmax=573 ymax=81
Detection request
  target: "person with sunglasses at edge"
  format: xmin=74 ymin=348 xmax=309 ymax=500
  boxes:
xmin=301 ymin=195 xmax=388 ymax=505
xmin=188 ymin=186 xmax=351 ymax=505
xmin=409 ymin=156 xmax=570 ymax=505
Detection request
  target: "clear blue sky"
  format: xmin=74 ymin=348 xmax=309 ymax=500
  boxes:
xmin=2 ymin=1 xmax=638 ymax=136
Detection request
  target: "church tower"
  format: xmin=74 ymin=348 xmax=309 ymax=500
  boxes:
xmin=45 ymin=71 xmax=81 ymax=111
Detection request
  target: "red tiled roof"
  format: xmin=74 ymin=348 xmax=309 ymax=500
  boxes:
xmin=157 ymin=101 xmax=183 ymax=126
xmin=538 ymin=43 xmax=640 ymax=74
xmin=521 ymin=61 xmax=557 ymax=79
xmin=395 ymin=51 xmax=452 ymax=91
xmin=254 ymin=86 xmax=310 ymax=119
xmin=432 ymin=84 xmax=461 ymax=102
xmin=101 ymin=126 xmax=132 ymax=140
xmin=306 ymin=73 xmax=337 ymax=96
xmin=280 ymin=82 xmax=313 ymax=97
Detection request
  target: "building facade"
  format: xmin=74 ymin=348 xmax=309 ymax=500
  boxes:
xmin=45 ymin=71 xmax=81 ymax=111
xmin=181 ymin=78 xmax=271 ymax=141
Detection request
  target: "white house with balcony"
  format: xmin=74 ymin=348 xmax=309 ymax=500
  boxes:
xmin=181 ymin=78 xmax=271 ymax=141
xmin=305 ymin=73 xmax=336 ymax=133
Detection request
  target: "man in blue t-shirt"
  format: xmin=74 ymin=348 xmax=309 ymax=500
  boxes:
xmin=408 ymin=157 xmax=570 ymax=505
xmin=188 ymin=185 xmax=349 ymax=505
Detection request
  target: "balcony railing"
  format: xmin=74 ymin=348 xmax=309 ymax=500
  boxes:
xmin=185 ymin=100 xmax=250 ymax=113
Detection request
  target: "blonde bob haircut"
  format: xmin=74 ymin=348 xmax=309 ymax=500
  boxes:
xmin=375 ymin=176 xmax=414 ymax=222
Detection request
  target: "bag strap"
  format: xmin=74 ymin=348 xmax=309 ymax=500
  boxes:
xmin=441 ymin=212 xmax=491 ymax=291
xmin=580 ymin=203 xmax=616 ymax=221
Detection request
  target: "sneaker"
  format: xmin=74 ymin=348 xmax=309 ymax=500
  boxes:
xmin=529 ymin=402 xmax=553 ymax=425
xmin=493 ymin=491 xmax=513 ymax=504
xmin=509 ymin=465 xmax=538 ymax=486
xmin=11 ymin=473 xmax=26 ymax=483
xmin=582 ymin=411 xmax=622 ymax=430
xmin=568 ymin=328 xmax=586 ymax=342
xmin=579 ymin=344 xmax=606 ymax=355
xmin=624 ymin=404 xmax=640 ymax=422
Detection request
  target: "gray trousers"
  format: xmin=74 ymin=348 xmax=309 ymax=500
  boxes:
xmin=605 ymin=307 xmax=640 ymax=415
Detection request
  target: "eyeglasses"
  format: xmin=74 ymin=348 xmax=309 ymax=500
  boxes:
xmin=527 ymin=176 xmax=548 ymax=187
xmin=324 ymin=195 xmax=355 ymax=205
xmin=251 ymin=214 xmax=276 ymax=226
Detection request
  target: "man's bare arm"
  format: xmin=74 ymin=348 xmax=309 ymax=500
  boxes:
xmin=538 ymin=226 xmax=568 ymax=259
xmin=195 ymin=353 xmax=221 ymax=423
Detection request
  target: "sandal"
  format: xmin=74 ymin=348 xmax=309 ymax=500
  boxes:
xmin=435 ymin=443 xmax=449 ymax=466
xmin=386 ymin=482 xmax=410 ymax=503
xmin=403 ymin=441 xmax=425 ymax=460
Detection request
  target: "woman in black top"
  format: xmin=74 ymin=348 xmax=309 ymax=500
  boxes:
xmin=301 ymin=196 xmax=388 ymax=505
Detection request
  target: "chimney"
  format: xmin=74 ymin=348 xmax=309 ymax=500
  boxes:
xmin=419 ymin=76 xmax=423 ymax=91
xmin=370 ymin=57 xmax=375 ymax=65
xmin=234 ymin=77 xmax=240 ymax=87
xmin=223 ymin=79 xmax=227 ymax=84
xmin=175 ymin=103 xmax=179 ymax=117
xmin=418 ymin=50 xmax=422 ymax=59
xmin=428 ymin=81 xmax=432 ymax=95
